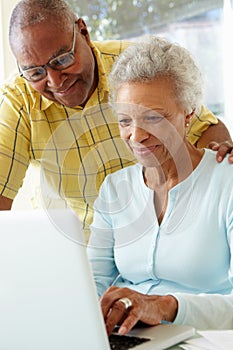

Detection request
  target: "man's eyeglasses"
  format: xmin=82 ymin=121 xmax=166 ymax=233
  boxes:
xmin=17 ymin=23 xmax=76 ymax=82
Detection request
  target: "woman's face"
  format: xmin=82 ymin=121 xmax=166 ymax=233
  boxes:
xmin=115 ymin=78 xmax=188 ymax=168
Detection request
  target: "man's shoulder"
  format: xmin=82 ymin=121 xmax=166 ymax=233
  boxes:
xmin=91 ymin=40 xmax=135 ymax=78
xmin=0 ymin=74 xmax=55 ymax=112
xmin=0 ymin=74 xmax=34 ymax=95
xmin=0 ymin=74 xmax=32 ymax=107
xmin=92 ymin=40 xmax=133 ymax=57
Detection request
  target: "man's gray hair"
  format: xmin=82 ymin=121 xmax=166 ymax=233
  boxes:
xmin=109 ymin=36 xmax=203 ymax=113
xmin=9 ymin=0 xmax=77 ymax=46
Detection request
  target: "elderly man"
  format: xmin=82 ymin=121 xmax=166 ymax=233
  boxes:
xmin=0 ymin=0 xmax=232 ymax=237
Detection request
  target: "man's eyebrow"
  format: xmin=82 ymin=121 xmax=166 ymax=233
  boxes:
xmin=50 ymin=44 xmax=71 ymax=59
xmin=21 ymin=45 xmax=71 ymax=70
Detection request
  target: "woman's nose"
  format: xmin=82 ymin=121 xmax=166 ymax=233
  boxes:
xmin=129 ymin=125 xmax=150 ymax=143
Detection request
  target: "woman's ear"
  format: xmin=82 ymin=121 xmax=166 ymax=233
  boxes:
xmin=185 ymin=109 xmax=195 ymax=127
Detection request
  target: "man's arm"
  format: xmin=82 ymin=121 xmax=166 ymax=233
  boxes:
xmin=0 ymin=195 xmax=13 ymax=210
xmin=196 ymin=119 xmax=232 ymax=148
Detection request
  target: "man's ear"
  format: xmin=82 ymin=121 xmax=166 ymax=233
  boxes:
xmin=76 ymin=18 xmax=91 ymax=44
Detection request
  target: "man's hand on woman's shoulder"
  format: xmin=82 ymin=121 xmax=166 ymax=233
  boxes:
xmin=209 ymin=140 xmax=233 ymax=163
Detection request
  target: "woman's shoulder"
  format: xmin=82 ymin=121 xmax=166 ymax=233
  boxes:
xmin=96 ymin=164 xmax=144 ymax=205
xmin=204 ymin=148 xmax=233 ymax=170
xmin=202 ymin=148 xmax=233 ymax=185
xmin=100 ymin=164 xmax=142 ymax=195
xmin=106 ymin=163 xmax=142 ymax=182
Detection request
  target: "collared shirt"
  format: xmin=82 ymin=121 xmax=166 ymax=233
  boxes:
xmin=0 ymin=40 xmax=217 ymax=235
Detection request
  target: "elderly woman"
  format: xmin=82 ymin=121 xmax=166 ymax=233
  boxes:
xmin=87 ymin=36 xmax=233 ymax=336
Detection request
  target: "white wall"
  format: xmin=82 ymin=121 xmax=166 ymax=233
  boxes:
xmin=0 ymin=0 xmax=36 ymax=210
xmin=223 ymin=0 xmax=233 ymax=125
xmin=0 ymin=0 xmax=17 ymax=80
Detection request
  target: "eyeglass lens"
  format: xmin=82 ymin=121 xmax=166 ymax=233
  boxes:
xmin=23 ymin=53 xmax=75 ymax=81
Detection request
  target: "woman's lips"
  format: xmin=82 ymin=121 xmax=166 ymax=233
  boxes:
xmin=132 ymin=145 xmax=157 ymax=156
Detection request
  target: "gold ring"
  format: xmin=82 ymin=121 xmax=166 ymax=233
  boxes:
xmin=118 ymin=297 xmax=132 ymax=310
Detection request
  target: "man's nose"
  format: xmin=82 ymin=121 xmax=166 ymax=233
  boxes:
xmin=46 ymin=68 xmax=67 ymax=89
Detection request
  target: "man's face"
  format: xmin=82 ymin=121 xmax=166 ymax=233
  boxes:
xmin=12 ymin=20 xmax=97 ymax=107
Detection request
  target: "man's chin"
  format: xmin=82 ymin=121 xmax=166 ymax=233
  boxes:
xmin=42 ymin=92 xmax=86 ymax=108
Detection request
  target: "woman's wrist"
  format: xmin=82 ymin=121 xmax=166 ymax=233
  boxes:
xmin=161 ymin=295 xmax=178 ymax=322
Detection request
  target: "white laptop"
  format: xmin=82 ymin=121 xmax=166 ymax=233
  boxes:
xmin=0 ymin=209 xmax=195 ymax=350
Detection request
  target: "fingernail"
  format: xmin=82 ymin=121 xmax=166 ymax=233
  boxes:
xmin=217 ymin=156 xmax=222 ymax=162
xmin=118 ymin=326 xmax=127 ymax=335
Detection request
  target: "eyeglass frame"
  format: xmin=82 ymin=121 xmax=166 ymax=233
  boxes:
xmin=17 ymin=23 xmax=77 ymax=82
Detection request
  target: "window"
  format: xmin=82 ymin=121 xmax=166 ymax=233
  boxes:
xmin=0 ymin=1 xmax=4 ymax=82
xmin=67 ymin=0 xmax=232 ymax=123
xmin=0 ymin=0 xmax=18 ymax=82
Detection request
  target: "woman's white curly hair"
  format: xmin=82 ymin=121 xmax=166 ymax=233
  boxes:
xmin=109 ymin=36 xmax=203 ymax=114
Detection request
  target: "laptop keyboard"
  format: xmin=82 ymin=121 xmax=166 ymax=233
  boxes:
xmin=109 ymin=333 xmax=150 ymax=350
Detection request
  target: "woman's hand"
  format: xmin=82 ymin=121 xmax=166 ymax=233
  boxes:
xmin=209 ymin=141 xmax=233 ymax=163
xmin=100 ymin=286 xmax=178 ymax=336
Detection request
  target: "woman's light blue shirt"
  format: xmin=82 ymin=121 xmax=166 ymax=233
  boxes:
xmin=87 ymin=149 xmax=233 ymax=329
